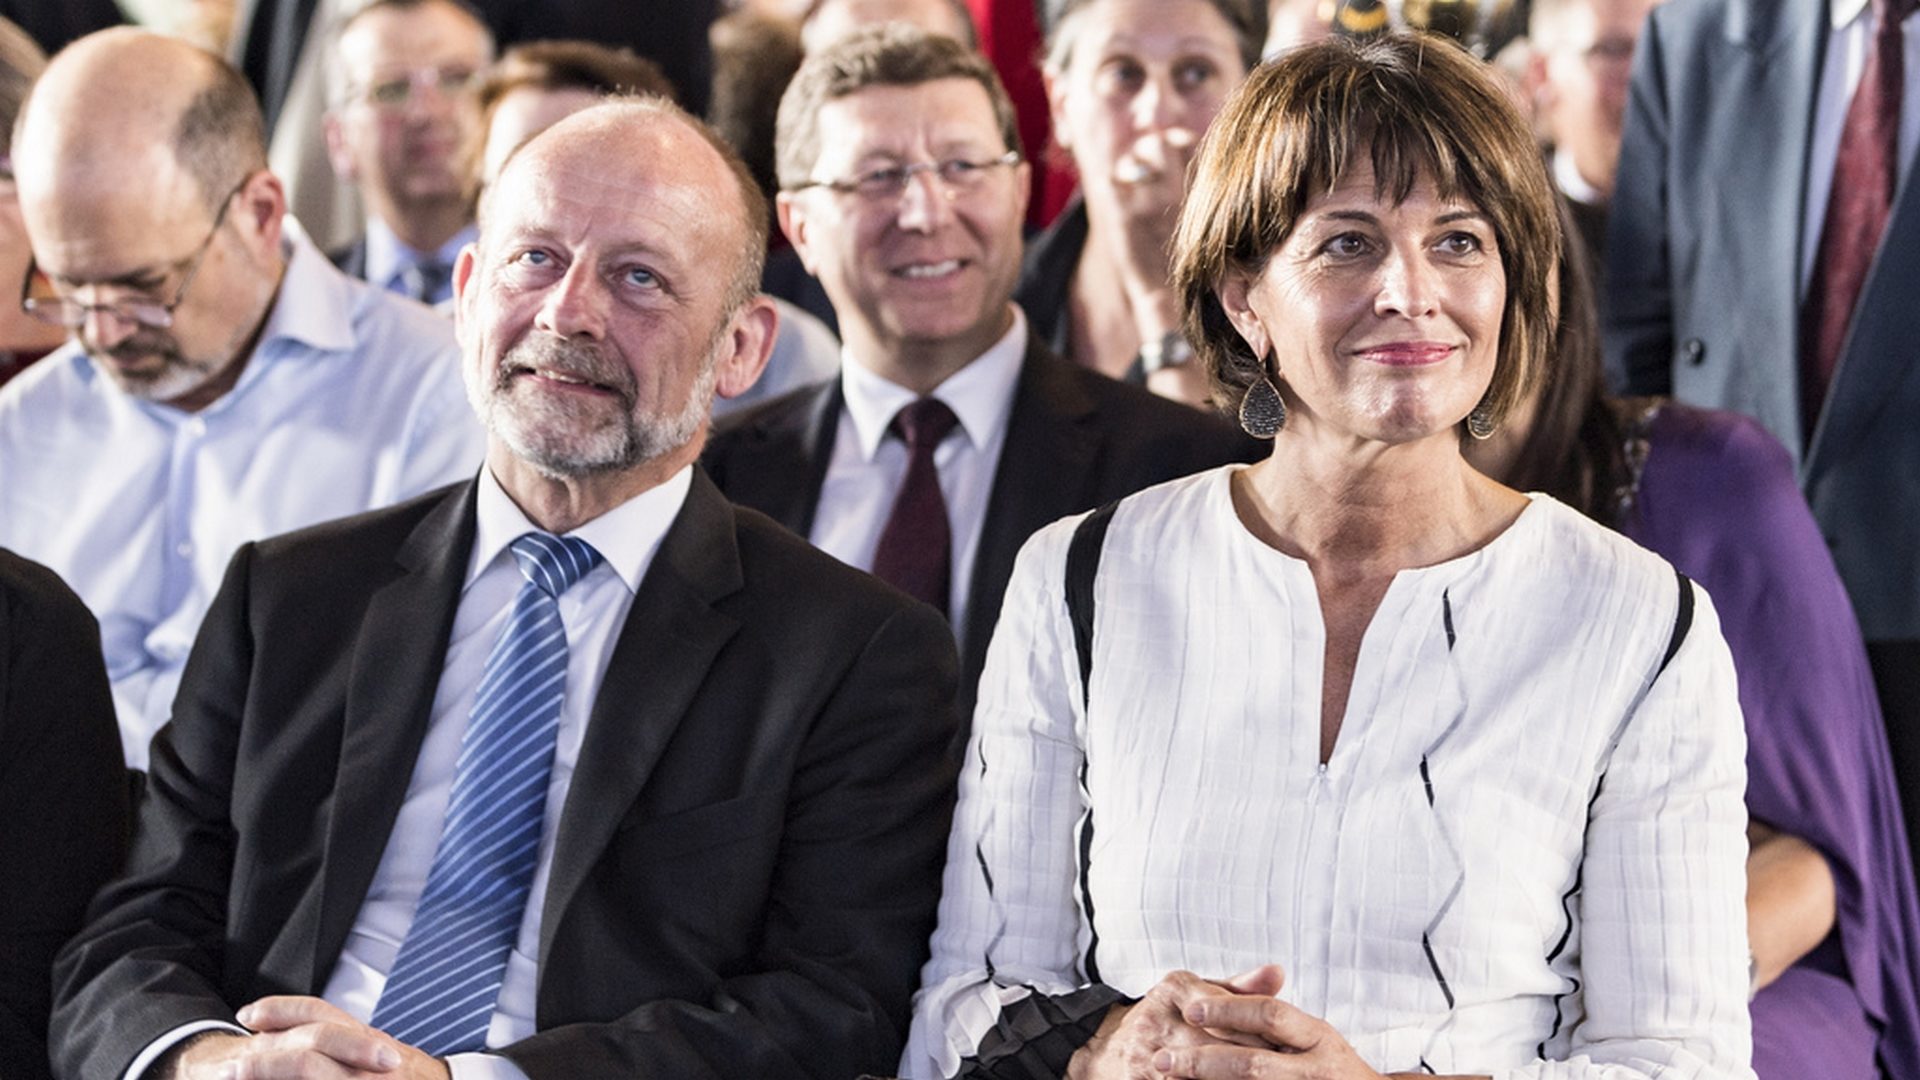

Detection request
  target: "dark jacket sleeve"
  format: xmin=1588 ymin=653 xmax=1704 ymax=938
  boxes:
xmin=0 ymin=551 xmax=129 ymax=1080
xmin=48 ymin=546 xmax=259 ymax=1080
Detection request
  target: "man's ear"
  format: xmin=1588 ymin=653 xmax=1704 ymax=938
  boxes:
xmin=233 ymin=170 xmax=288 ymax=262
xmin=712 ymin=295 xmax=779 ymax=401
xmin=451 ymin=243 xmax=480 ymax=345
xmin=775 ymin=192 xmax=820 ymax=276
xmin=322 ymin=112 xmax=358 ymax=182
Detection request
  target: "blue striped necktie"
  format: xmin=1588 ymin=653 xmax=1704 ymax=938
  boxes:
xmin=370 ymin=532 xmax=602 ymax=1055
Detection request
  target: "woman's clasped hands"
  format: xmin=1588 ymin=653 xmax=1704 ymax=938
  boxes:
xmin=1072 ymin=965 xmax=1459 ymax=1080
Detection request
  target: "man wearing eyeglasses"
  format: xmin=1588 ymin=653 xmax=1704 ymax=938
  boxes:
xmin=0 ymin=29 xmax=484 ymax=772
xmin=323 ymin=0 xmax=494 ymax=305
xmin=1522 ymin=0 xmax=1660 ymax=275
xmin=704 ymin=25 xmax=1256 ymax=736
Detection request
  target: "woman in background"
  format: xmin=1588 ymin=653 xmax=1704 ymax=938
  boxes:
xmin=1465 ymin=209 xmax=1920 ymax=1080
xmin=1014 ymin=0 xmax=1262 ymax=407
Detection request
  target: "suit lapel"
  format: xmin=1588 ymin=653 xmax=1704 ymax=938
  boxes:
xmin=716 ymin=381 xmax=841 ymax=537
xmin=1808 ymin=128 xmax=1920 ymax=474
xmin=961 ymin=341 xmax=1101 ymax=689
xmin=537 ymin=470 xmax=744 ymax=969
xmin=1708 ymin=0 xmax=1824 ymax=450
xmin=312 ymin=483 xmax=476 ymax=988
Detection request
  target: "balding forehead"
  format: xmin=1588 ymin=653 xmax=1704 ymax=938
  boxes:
xmin=20 ymin=30 xmax=216 ymax=162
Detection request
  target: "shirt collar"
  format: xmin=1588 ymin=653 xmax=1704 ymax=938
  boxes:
xmin=261 ymin=218 xmax=359 ymax=356
xmin=468 ymin=463 xmax=694 ymax=595
xmin=1834 ymin=0 xmax=1870 ymax=30
xmin=837 ymin=305 xmax=1028 ymax=462
xmin=1552 ymin=146 xmax=1604 ymax=206
xmin=365 ymin=215 xmax=477 ymax=294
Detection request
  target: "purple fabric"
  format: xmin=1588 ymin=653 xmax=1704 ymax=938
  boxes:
xmin=1626 ymin=403 xmax=1920 ymax=1079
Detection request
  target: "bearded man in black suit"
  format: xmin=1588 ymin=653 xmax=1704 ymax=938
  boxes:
xmin=52 ymin=95 xmax=959 ymax=1080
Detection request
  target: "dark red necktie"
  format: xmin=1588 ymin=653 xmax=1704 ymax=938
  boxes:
xmin=870 ymin=397 xmax=960 ymax=617
xmin=1802 ymin=0 xmax=1914 ymax=438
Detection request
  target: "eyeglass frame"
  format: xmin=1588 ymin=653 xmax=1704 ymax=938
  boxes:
xmin=344 ymin=64 xmax=479 ymax=110
xmin=785 ymin=150 xmax=1024 ymax=202
xmin=20 ymin=172 xmax=257 ymax=332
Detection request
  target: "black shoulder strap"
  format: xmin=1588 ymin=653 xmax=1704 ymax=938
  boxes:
xmin=1066 ymin=502 xmax=1121 ymax=710
xmin=1656 ymin=570 xmax=1696 ymax=679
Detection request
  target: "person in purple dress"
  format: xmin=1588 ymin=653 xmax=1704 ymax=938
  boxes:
xmin=1466 ymin=207 xmax=1920 ymax=1079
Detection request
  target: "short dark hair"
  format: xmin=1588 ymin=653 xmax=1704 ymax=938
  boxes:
xmin=1043 ymin=0 xmax=1265 ymax=74
xmin=774 ymin=24 xmax=1019 ymax=191
xmin=1171 ymin=32 xmax=1560 ymax=430
xmin=467 ymin=39 xmax=676 ymax=193
xmin=480 ymin=96 xmax=770 ymax=316
xmin=174 ymin=50 xmax=269 ymax=214
xmin=709 ymin=11 xmax=806 ymax=205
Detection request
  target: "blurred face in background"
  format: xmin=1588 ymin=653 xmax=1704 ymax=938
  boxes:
xmin=1531 ymin=0 xmax=1658 ymax=198
xmin=326 ymin=0 xmax=493 ymax=230
xmin=1045 ymin=0 xmax=1248 ymax=228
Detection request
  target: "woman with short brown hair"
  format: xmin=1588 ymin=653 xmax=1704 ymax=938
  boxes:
xmin=905 ymin=33 xmax=1752 ymax=1080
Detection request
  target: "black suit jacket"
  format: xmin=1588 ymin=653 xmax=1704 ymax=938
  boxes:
xmin=702 ymin=336 xmax=1263 ymax=721
xmin=50 ymin=471 xmax=959 ymax=1079
xmin=0 ymin=551 xmax=127 ymax=1080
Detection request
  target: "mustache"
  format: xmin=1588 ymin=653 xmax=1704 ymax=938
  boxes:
xmin=497 ymin=335 xmax=636 ymax=402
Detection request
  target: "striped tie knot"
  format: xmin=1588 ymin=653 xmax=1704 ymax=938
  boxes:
xmin=510 ymin=533 xmax=602 ymax=598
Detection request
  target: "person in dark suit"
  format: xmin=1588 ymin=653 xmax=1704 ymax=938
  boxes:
xmin=1605 ymin=0 xmax=1920 ymax=873
xmin=0 ymin=550 xmax=128 ymax=1080
xmin=705 ymin=27 xmax=1258 ymax=725
xmin=321 ymin=0 xmax=495 ymax=305
xmin=50 ymin=97 xmax=959 ymax=1080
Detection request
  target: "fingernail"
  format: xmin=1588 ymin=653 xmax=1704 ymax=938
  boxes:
xmin=1187 ymin=1002 xmax=1209 ymax=1024
xmin=1153 ymin=1050 xmax=1174 ymax=1071
xmin=376 ymin=1046 xmax=401 ymax=1069
xmin=235 ymin=1005 xmax=254 ymax=1026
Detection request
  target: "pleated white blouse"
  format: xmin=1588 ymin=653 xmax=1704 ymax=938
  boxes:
xmin=905 ymin=466 xmax=1755 ymax=1079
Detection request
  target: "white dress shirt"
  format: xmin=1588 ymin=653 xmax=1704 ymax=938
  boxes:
xmin=1798 ymin=0 xmax=1920 ymax=291
xmin=809 ymin=307 xmax=1026 ymax=643
xmin=0 ymin=220 xmax=485 ymax=768
xmin=906 ymin=468 xmax=1754 ymax=1079
xmin=126 ymin=464 xmax=694 ymax=1080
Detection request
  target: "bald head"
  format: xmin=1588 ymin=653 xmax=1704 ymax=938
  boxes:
xmin=484 ymin=97 xmax=769 ymax=313
xmin=16 ymin=29 xmax=265 ymax=217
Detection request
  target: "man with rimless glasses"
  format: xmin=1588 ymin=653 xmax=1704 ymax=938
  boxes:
xmin=323 ymin=0 xmax=494 ymax=306
xmin=704 ymin=26 xmax=1255 ymax=735
xmin=0 ymin=28 xmax=483 ymax=773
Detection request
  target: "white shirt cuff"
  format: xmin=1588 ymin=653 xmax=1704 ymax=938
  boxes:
xmin=448 ymin=1051 xmax=533 ymax=1080
xmin=124 ymin=1019 xmax=248 ymax=1080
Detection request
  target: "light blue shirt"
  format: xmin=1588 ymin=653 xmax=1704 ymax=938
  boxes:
xmin=365 ymin=216 xmax=476 ymax=305
xmin=0 ymin=221 xmax=486 ymax=768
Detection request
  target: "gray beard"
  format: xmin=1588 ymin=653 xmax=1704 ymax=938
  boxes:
xmin=471 ymin=332 xmax=717 ymax=479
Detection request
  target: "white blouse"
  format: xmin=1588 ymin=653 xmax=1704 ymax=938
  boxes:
xmin=904 ymin=466 xmax=1754 ymax=1079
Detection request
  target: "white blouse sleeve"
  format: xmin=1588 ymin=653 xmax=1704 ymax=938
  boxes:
xmin=1503 ymin=579 xmax=1755 ymax=1080
xmin=902 ymin=516 xmax=1123 ymax=1079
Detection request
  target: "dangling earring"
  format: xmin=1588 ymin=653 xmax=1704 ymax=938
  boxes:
xmin=1239 ymin=360 xmax=1286 ymax=439
xmin=1466 ymin=402 xmax=1496 ymax=440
